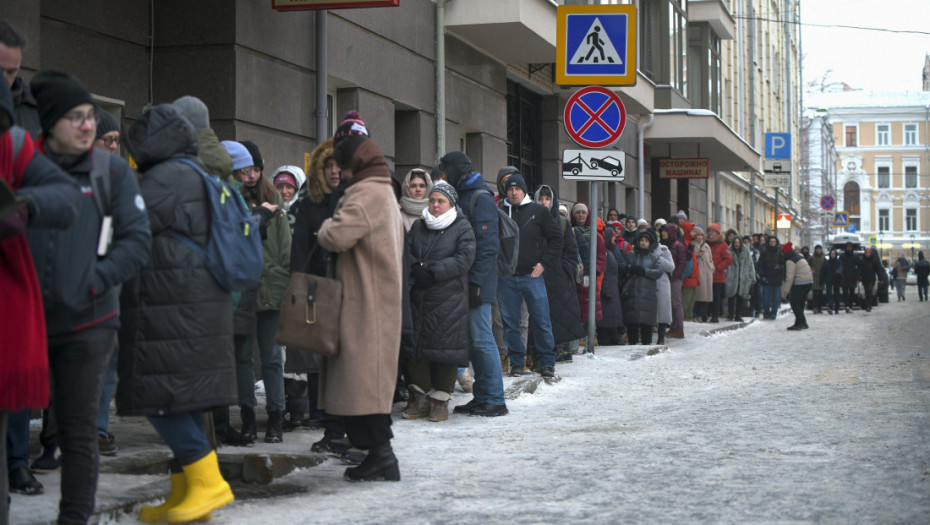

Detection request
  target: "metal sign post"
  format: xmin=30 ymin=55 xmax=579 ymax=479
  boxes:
xmin=586 ymin=181 xmax=598 ymax=354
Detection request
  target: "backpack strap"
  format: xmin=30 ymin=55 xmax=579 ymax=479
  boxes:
xmin=89 ymin=148 xmax=112 ymax=217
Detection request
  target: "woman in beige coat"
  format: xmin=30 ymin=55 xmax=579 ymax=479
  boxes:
xmin=691 ymin=227 xmax=715 ymax=322
xmin=317 ymin=111 xmax=404 ymax=482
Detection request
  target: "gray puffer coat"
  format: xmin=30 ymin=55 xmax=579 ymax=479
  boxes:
xmin=406 ymin=211 xmax=475 ymax=366
xmin=619 ymin=230 xmax=664 ymax=326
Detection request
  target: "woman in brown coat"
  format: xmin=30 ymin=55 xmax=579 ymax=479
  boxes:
xmin=691 ymin=226 xmax=715 ymax=322
xmin=317 ymin=111 xmax=404 ymax=482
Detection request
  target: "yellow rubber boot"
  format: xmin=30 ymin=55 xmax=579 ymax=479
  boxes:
xmin=139 ymin=472 xmax=212 ymax=524
xmin=166 ymin=451 xmax=233 ymax=523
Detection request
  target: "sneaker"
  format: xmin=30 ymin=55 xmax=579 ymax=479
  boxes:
xmin=468 ymin=402 xmax=509 ymax=417
xmin=9 ymin=466 xmax=43 ymax=495
xmin=30 ymin=445 xmax=61 ymax=472
xmin=97 ymin=433 xmax=119 ymax=457
xmin=453 ymin=398 xmax=480 ymax=415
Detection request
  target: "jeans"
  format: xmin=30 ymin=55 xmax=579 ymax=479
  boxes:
xmin=5 ymin=409 xmax=30 ymax=472
xmin=146 ymin=411 xmax=211 ymax=465
xmin=762 ymin=284 xmax=781 ymax=318
xmin=236 ymin=310 xmax=285 ymax=411
xmin=825 ymin=283 xmax=840 ymax=311
xmin=790 ymin=284 xmax=812 ymax=326
xmin=48 ymin=328 xmax=116 ymax=525
xmin=96 ymin=349 xmax=119 ymax=436
xmin=498 ymin=275 xmax=555 ymax=370
xmin=467 ymin=304 xmax=506 ymax=405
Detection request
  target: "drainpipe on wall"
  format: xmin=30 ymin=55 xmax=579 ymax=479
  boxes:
xmin=435 ymin=0 xmax=449 ymax=161
xmin=637 ymin=114 xmax=654 ymax=219
xmin=316 ymin=11 xmax=328 ymax=142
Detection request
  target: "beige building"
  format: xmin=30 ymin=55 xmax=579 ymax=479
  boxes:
xmin=815 ymin=91 xmax=930 ymax=262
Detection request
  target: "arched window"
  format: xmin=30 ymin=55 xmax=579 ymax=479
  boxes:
xmin=843 ymin=181 xmax=861 ymax=232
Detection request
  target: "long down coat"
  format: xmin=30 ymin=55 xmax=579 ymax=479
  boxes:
xmin=117 ymin=104 xmax=236 ymax=416
xmin=316 ymin=139 xmax=404 ymax=416
xmin=655 ymin=244 xmax=676 ymax=325
xmin=619 ymin=231 xmax=665 ymax=326
xmin=407 ymin=212 xmax=475 ymax=366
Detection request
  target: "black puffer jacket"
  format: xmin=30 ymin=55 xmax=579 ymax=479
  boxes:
xmin=534 ymin=185 xmax=584 ymax=345
xmin=597 ymin=249 xmax=623 ymax=329
xmin=820 ymin=255 xmax=842 ymax=286
xmin=117 ymin=104 xmax=236 ymax=416
xmin=406 ymin=212 xmax=475 ymax=366
xmin=838 ymin=247 xmax=860 ymax=287
xmin=619 ymin=230 xmax=664 ymax=326
xmin=758 ymin=241 xmax=785 ymax=286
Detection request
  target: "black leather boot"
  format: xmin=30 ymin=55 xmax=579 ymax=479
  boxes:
xmin=265 ymin=410 xmax=283 ymax=443
xmin=344 ymin=441 xmax=400 ymax=482
xmin=656 ymin=323 xmax=667 ymax=345
xmin=240 ymin=405 xmax=257 ymax=441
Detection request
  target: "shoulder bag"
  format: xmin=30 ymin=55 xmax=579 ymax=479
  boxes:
xmin=276 ymin=243 xmax=342 ymax=356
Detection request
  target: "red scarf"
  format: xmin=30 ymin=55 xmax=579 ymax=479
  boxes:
xmin=0 ymin=130 xmax=50 ymax=411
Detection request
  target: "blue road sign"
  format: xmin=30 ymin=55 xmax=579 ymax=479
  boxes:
xmin=834 ymin=211 xmax=849 ymax=227
xmin=556 ymin=5 xmax=636 ymax=86
xmin=820 ymin=195 xmax=835 ymax=211
xmin=563 ymin=86 xmax=627 ymax=148
xmin=765 ymin=133 xmax=791 ymax=159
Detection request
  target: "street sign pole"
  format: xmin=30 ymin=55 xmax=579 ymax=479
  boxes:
xmin=586 ymin=181 xmax=598 ymax=354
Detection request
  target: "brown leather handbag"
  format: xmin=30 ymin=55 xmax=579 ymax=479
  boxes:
xmin=276 ymin=247 xmax=342 ymax=356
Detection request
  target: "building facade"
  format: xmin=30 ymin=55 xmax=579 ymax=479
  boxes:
xmin=810 ymin=91 xmax=930 ymax=261
xmin=2 ymin=0 xmax=800 ymax=235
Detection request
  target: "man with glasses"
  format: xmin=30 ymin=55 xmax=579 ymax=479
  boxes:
xmin=93 ymin=109 xmax=120 ymax=154
xmin=26 ymin=70 xmax=151 ymax=524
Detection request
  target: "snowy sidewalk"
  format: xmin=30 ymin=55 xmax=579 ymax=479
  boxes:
xmin=10 ymin=302 xmax=930 ymax=524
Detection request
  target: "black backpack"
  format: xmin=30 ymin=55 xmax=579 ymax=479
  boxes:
xmin=468 ymin=189 xmax=519 ymax=277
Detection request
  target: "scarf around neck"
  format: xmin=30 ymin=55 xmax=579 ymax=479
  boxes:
xmin=401 ymin=196 xmax=429 ymax=218
xmin=422 ymin=205 xmax=457 ymax=230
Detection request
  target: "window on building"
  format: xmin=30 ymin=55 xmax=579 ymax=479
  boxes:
xmin=668 ymin=0 xmax=688 ymax=95
xmin=878 ymin=209 xmax=890 ymax=232
xmin=845 ymin=126 xmax=857 ymax=147
xmin=906 ymin=166 xmax=918 ymax=188
xmin=906 ymin=208 xmax=918 ymax=231
xmin=904 ymin=124 xmax=918 ymax=145
xmin=687 ymin=23 xmax=721 ymax=114
xmin=876 ymin=124 xmax=890 ymax=146
xmin=877 ymin=166 xmax=890 ymax=188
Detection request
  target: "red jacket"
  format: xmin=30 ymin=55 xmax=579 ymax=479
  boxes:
xmin=708 ymin=239 xmax=732 ymax=283
xmin=1 ymin=130 xmax=48 ymax=411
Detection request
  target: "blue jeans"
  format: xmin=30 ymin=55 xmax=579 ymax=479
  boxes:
xmin=96 ymin=349 xmax=119 ymax=435
xmin=468 ymin=303 xmax=506 ymax=405
xmin=146 ymin=411 xmax=211 ymax=465
xmin=236 ymin=310 xmax=285 ymax=411
xmin=762 ymin=284 xmax=781 ymax=317
xmin=498 ymin=275 xmax=555 ymax=370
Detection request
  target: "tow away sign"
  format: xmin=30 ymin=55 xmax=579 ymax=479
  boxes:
xmin=562 ymin=150 xmax=626 ymax=181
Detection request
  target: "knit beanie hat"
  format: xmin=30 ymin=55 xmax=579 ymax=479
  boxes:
xmin=782 ymin=241 xmax=794 ymax=254
xmin=691 ymin=225 xmax=705 ymax=237
xmin=571 ymin=202 xmax=588 ymax=216
xmin=171 ymin=96 xmax=210 ymax=132
xmin=95 ymin=109 xmax=119 ymax=139
xmin=221 ymin=140 xmax=253 ymax=171
xmin=429 ymin=180 xmax=458 ymax=208
xmin=708 ymin=223 xmax=721 ymax=234
xmin=273 ymin=165 xmax=305 ymax=190
xmin=654 ymin=218 xmax=667 ymax=229
xmin=502 ymin=172 xmax=528 ymax=195
xmin=637 ymin=218 xmax=649 ymax=229
xmin=558 ymin=205 xmax=569 ymax=216
xmin=239 ymin=140 xmax=263 ymax=170
xmin=677 ymin=210 xmax=688 ymax=221
xmin=30 ymin=70 xmax=94 ymax=134
xmin=333 ymin=110 xmax=369 ymax=145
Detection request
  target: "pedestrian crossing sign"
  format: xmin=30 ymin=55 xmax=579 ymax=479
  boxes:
xmin=834 ymin=211 xmax=849 ymax=227
xmin=557 ymin=4 xmax=636 ymax=86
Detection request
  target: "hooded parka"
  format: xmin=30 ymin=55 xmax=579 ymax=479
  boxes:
xmin=117 ymin=104 xmax=237 ymax=416
xmin=619 ymin=230 xmax=664 ymax=326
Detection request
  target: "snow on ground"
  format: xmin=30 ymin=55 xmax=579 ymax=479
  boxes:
xmin=12 ymin=299 xmax=930 ymax=524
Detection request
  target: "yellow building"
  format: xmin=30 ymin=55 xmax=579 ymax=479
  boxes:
xmin=818 ymin=91 xmax=930 ymax=261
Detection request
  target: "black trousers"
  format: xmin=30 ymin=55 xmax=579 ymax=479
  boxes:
xmin=48 ymin=328 xmax=116 ymax=525
xmin=711 ymin=283 xmax=726 ymax=319
xmin=842 ymin=285 xmax=857 ymax=310
xmin=344 ymin=414 xmax=393 ymax=450
xmin=625 ymin=324 xmax=653 ymax=345
xmin=790 ymin=284 xmax=812 ymax=327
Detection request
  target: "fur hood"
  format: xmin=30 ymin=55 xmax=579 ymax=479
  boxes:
xmin=306 ymin=137 xmax=335 ymax=204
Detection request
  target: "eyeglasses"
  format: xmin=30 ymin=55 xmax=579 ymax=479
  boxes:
xmin=65 ymin=111 xmax=96 ymax=128
xmin=237 ymin=167 xmax=260 ymax=177
xmin=100 ymin=136 xmax=120 ymax=147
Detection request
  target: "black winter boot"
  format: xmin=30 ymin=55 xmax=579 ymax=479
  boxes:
xmin=240 ymin=405 xmax=257 ymax=441
xmin=344 ymin=442 xmax=400 ymax=482
xmin=265 ymin=410 xmax=284 ymax=443
xmin=656 ymin=324 xmax=667 ymax=345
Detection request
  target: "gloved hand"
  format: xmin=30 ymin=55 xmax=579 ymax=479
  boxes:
xmin=469 ymin=283 xmax=482 ymax=308
xmin=630 ymin=265 xmax=645 ymax=276
xmin=411 ymin=262 xmax=435 ymax=288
